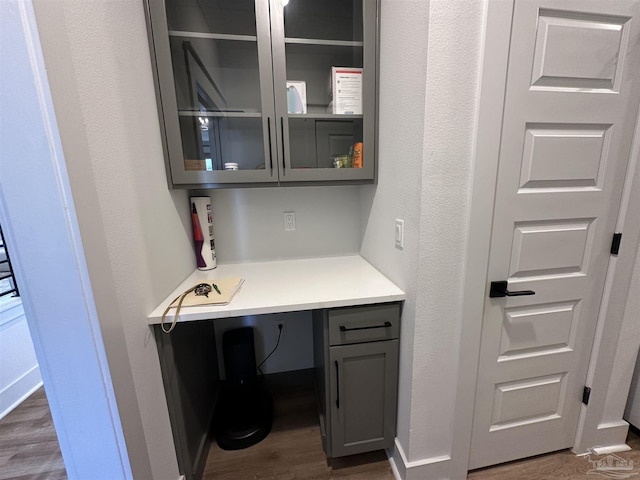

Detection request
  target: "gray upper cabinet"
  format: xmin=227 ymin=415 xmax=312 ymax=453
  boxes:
xmin=145 ymin=0 xmax=379 ymax=188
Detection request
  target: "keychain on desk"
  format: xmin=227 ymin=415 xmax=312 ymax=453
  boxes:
xmin=161 ymin=283 xmax=213 ymax=333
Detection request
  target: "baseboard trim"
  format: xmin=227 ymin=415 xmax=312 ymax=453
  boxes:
xmin=391 ymin=438 xmax=452 ymax=480
xmin=588 ymin=444 xmax=632 ymax=455
xmin=387 ymin=447 xmax=402 ymax=480
xmin=0 ymin=366 xmax=42 ymax=420
xmin=0 ymin=298 xmax=24 ymax=327
xmin=573 ymin=420 xmax=631 ymax=455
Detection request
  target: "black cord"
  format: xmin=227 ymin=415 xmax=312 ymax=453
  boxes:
xmin=257 ymin=324 xmax=283 ymax=376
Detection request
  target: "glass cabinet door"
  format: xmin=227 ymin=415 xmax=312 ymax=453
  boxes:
xmin=269 ymin=0 xmax=377 ymax=182
xmin=150 ymin=0 xmax=278 ymax=186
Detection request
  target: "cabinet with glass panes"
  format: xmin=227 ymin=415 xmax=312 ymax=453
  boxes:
xmin=145 ymin=0 xmax=378 ymax=188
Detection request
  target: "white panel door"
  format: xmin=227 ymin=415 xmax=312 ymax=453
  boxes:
xmin=469 ymin=0 xmax=640 ymax=469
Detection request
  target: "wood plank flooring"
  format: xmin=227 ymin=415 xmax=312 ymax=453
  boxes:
xmin=205 ymin=370 xmax=640 ymax=479
xmin=5 ymin=383 xmax=640 ymax=480
xmin=204 ymin=370 xmax=394 ymax=479
xmin=0 ymin=388 xmax=66 ymax=480
xmin=468 ymin=428 xmax=640 ymax=480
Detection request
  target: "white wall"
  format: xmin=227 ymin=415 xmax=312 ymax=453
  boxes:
xmin=608 ymin=240 xmax=640 ymax=423
xmin=204 ymin=184 xmax=362 ymax=375
xmin=600 ymin=114 xmax=640 ymax=430
xmin=23 ymin=1 xmax=640 ymax=479
xmin=361 ymin=1 xmax=484 ymax=477
xmin=624 ymin=245 xmax=640 ymax=427
xmin=410 ymin=0 xmax=483 ymax=466
xmin=359 ymin=0 xmax=429 ymax=465
xmin=580 ymin=101 xmax=640 ymax=451
xmin=203 ymin=186 xmax=361 ymax=264
xmin=1 ymin=1 xmax=132 ymax=477
xmin=212 ymin=312 xmax=313 ymax=378
xmin=28 ymin=1 xmax=365 ymax=479
xmin=31 ymin=1 xmax=192 ymax=478
xmin=624 ymin=236 xmax=640 ymax=430
xmin=0 ymin=299 xmax=42 ymax=420
xmin=29 ymin=0 xmax=483 ymax=478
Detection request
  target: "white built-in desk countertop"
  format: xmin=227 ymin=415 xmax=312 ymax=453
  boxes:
xmin=147 ymin=255 xmax=405 ymax=325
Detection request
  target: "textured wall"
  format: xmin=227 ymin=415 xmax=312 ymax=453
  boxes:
xmin=24 ymin=0 xmax=640 ymax=478
xmin=602 ymin=110 xmax=640 ymax=431
xmin=360 ymin=0 xmax=429 ymax=460
xmin=609 ymin=240 xmax=640 ymax=423
xmin=32 ymin=1 xmax=193 ymax=478
xmin=411 ymin=0 xmax=483 ymax=461
xmin=30 ymin=1 xmax=365 ymax=478
xmin=2 ymin=0 xmax=134 ymax=476
xmin=624 ymin=244 xmax=640 ymax=426
xmin=361 ymin=0 xmax=484 ymax=469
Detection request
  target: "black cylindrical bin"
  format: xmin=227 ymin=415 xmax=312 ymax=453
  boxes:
xmin=223 ymin=327 xmax=258 ymax=387
xmin=215 ymin=327 xmax=272 ymax=450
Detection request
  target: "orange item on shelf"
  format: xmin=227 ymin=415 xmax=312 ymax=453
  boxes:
xmin=352 ymin=142 xmax=363 ymax=168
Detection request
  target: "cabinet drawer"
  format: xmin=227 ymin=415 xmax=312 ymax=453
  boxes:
xmin=328 ymin=303 xmax=400 ymax=346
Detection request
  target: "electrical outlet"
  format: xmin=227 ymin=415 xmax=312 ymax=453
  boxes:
xmin=284 ymin=211 xmax=296 ymax=231
xmin=277 ymin=320 xmax=287 ymax=336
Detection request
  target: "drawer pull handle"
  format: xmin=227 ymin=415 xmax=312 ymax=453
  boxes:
xmin=335 ymin=360 xmax=340 ymax=409
xmin=339 ymin=321 xmax=392 ymax=332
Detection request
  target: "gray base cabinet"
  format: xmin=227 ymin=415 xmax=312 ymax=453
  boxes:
xmin=153 ymin=321 xmax=220 ymax=480
xmin=155 ymin=301 xmax=400 ymax=478
xmin=313 ymin=303 xmax=400 ymax=458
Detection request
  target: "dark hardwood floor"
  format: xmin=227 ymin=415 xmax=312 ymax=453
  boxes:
xmin=0 ymin=388 xmax=66 ymax=480
xmin=4 ymin=383 xmax=640 ymax=480
xmin=468 ymin=428 xmax=640 ymax=480
xmin=204 ymin=370 xmax=394 ymax=479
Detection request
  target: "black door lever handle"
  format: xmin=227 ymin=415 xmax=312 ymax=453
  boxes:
xmin=490 ymin=281 xmax=535 ymax=298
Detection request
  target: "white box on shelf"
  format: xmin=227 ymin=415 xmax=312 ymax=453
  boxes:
xmin=286 ymin=81 xmax=307 ymax=114
xmin=328 ymin=67 xmax=363 ymax=115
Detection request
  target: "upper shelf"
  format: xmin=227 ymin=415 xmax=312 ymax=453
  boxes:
xmin=168 ymin=30 xmax=257 ymax=42
xmin=178 ymin=110 xmax=262 ymax=118
xmin=285 ymin=38 xmax=364 ymax=48
xmin=288 ymin=113 xmax=363 ymax=120
xmin=178 ymin=110 xmax=363 ymax=120
xmin=168 ymin=30 xmax=364 ymax=49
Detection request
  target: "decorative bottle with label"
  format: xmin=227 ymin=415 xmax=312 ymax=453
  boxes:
xmin=190 ymin=196 xmax=217 ymax=270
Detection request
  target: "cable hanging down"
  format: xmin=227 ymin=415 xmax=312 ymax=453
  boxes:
xmin=257 ymin=324 xmax=283 ymax=376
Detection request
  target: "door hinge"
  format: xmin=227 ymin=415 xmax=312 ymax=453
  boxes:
xmin=582 ymin=386 xmax=591 ymax=406
xmin=611 ymin=233 xmax=623 ymax=255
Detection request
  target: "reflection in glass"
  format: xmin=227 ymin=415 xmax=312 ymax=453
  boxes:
xmin=170 ymin=37 xmax=262 ymax=114
xmin=181 ymin=116 xmax=265 ymax=172
xmin=168 ymin=34 xmax=265 ymax=172
xmin=284 ymin=0 xmax=363 ymax=42
xmin=165 ymin=0 xmax=257 ymax=36
xmin=289 ymin=118 xmax=363 ymax=169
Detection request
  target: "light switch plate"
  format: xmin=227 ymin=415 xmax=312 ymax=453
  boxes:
xmin=395 ymin=219 xmax=404 ymax=249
